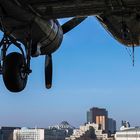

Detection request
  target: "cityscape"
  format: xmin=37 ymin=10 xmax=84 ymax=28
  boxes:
xmin=0 ymin=107 xmax=138 ymax=140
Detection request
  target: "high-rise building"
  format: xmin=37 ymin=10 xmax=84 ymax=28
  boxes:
xmin=108 ymin=118 xmax=116 ymax=134
xmin=87 ymin=107 xmax=108 ymax=132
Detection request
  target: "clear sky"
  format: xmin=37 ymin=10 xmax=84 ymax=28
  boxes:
xmin=0 ymin=17 xmax=140 ymax=129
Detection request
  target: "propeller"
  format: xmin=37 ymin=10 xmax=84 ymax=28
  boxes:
xmin=44 ymin=17 xmax=87 ymax=89
xmin=62 ymin=17 xmax=87 ymax=34
xmin=45 ymin=54 xmax=53 ymax=89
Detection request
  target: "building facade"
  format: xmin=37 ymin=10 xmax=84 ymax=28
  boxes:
xmin=13 ymin=128 xmax=44 ymax=140
xmin=13 ymin=127 xmax=70 ymax=140
xmin=0 ymin=127 xmax=20 ymax=140
xmin=108 ymin=118 xmax=116 ymax=134
xmin=48 ymin=121 xmax=74 ymax=136
xmin=115 ymin=127 xmax=140 ymax=140
xmin=87 ymin=107 xmax=108 ymax=132
xmin=66 ymin=123 xmax=108 ymax=140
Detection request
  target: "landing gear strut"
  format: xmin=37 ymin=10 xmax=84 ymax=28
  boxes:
xmin=0 ymin=32 xmax=32 ymax=92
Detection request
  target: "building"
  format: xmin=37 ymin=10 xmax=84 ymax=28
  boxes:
xmin=13 ymin=127 xmax=66 ymax=140
xmin=108 ymin=118 xmax=116 ymax=134
xmin=115 ymin=122 xmax=140 ymax=140
xmin=66 ymin=123 xmax=108 ymax=140
xmin=13 ymin=128 xmax=44 ymax=140
xmin=45 ymin=128 xmax=67 ymax=140
xmin=87 ymin=107 xmax=108 ymax=132
xmin=48 ymin=121 xmax=74 ymax=136
xmin=0 ymin=126 xmax=20 ymax=140
xmin=13 ymin=122 xmax=74 ymax=140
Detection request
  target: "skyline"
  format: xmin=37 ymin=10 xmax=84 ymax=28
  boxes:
xmin=0 ymin=17 xmax=140 ymax=128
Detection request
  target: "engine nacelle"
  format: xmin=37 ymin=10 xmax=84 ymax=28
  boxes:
xmin=0 ymin=0 xmax=63 ymax=56
xmin=32 ymin=18 xmax=63 ymax=56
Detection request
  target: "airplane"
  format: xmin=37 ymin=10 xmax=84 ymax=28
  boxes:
xmin=0 ymin=0 xmax=139 ymax=92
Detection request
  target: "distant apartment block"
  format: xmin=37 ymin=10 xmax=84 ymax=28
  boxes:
xmin=66 ymin=122 xmax=108 ymax=140
xmin=87 ymin=107 xmax=108 ymax=132
xmin=108 ymin=118 xmax=116 ymax=134
xmin=87 ymin=107 xmax=116 ymax=134
xmin=13 ymin=128 xmax=44 ymax=140
xmin=0 ymin=126 xmax=20 ymax=140
xmin=13 ymin=122 xmax=74 ymax=140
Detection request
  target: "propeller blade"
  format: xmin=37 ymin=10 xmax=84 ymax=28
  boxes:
xmin=62 ymin=17 xmax=87 ymax=34
xmin=45 ymin=54 xmax=53 ymax=89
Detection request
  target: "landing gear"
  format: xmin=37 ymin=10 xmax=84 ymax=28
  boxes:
xmin=3 ymin=52 xmax=27 ymax=92
xmin=0 ymin=32 xmax=32 ymax=92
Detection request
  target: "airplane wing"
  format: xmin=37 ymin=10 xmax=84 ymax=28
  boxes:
xmin=16 ymin=0 xmax=140 ymax=19
xmin=16 ymin=0 xmax=104 ymax=19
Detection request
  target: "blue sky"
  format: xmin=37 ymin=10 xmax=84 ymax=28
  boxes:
xmin=0 ymin=17 xmax=140 ymax=129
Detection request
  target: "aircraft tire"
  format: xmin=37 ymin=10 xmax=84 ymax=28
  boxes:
xmin=2 ymin=52 xmax=28 ymax=92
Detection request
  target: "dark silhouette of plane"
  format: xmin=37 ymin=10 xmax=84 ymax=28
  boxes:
xmin=0 ymin=0 xmax=139 ymax=92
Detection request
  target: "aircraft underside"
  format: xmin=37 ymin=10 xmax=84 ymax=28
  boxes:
xmin=1 ymin=0 xmax=140 ymax=47
xmin=0 ymin=0 xmax=139 ymax=92
xmin=97 ymin=13 xmax=140 ymax=47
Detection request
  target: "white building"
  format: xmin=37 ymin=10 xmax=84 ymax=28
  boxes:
xmin=115 ymin=125 xmax=140 ymax=140
xmin=13 ymin=128 xmax=44 ymax=140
